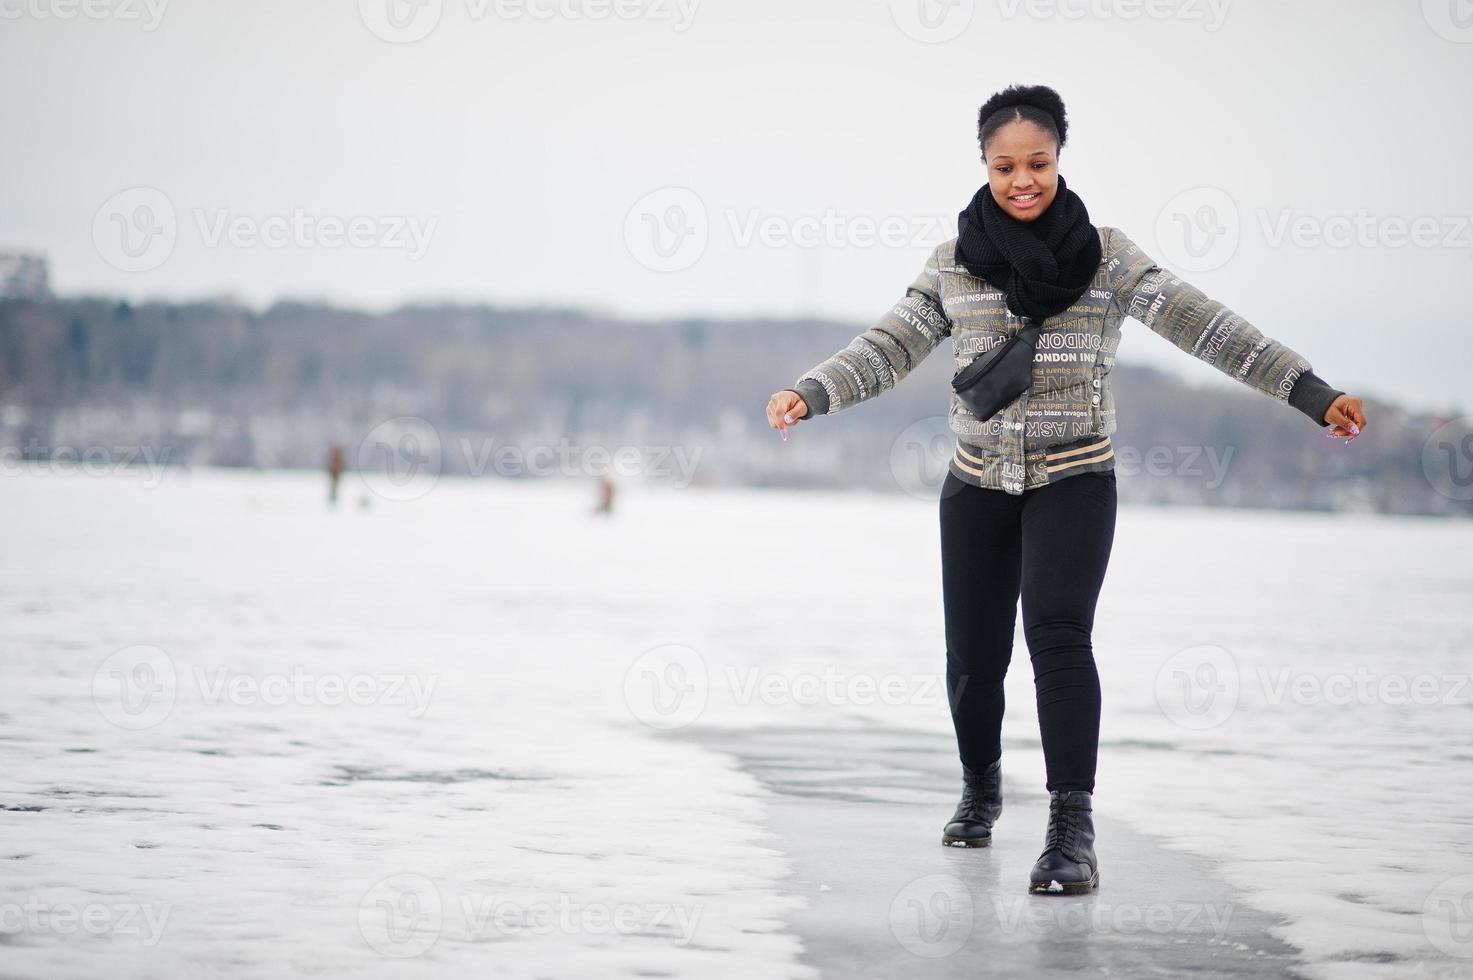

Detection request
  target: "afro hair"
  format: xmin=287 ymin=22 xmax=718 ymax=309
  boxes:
xmin=977 ymin=84 xmax=1069 ymax=157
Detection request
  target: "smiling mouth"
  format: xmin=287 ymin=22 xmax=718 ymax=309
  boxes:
xmin=1010 ymin=193 xmax=1041 ymax=206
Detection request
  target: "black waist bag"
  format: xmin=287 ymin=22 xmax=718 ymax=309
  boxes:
xmin=950 ymin=316 xmax=1042 ymax=421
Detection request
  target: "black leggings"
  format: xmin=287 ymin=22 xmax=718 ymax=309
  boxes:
xmin=939 ymin=468 xmax=1117 ymax=793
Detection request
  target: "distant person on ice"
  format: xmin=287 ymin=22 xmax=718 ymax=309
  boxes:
xmin=593 ymin=475 xmax=616 ymax=517
xmin=764 ymin=83 xmax=1367 ymax=896
xmin=326 ymin=444 xmax=345 ymax=506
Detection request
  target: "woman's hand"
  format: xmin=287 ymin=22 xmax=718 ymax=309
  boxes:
xmin=766 ymin=389 xmax=810 ymax=439
xmin=1324 ymin=394 xmax=1366 ymax=442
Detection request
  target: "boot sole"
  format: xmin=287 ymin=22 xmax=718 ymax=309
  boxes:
xmin=1028 ymin=871 xmax=1099 ymax=895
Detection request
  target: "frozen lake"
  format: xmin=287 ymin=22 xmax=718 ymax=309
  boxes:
xmin=2 ymin=467 xmax=1471 ymax=979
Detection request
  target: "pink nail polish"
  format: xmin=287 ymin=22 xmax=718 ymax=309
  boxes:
xmin=780 ymin=429 xmax=787 ymax=441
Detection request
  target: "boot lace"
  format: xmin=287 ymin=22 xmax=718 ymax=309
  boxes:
xmin=1044 ymin=798 xmax=1085 ymax=853
xmin=957 ymin=766 xmax=1000 ymax=818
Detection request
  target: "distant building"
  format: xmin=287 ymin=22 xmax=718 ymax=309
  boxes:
xmin=0 ymin=252 xmax=51 ymax=300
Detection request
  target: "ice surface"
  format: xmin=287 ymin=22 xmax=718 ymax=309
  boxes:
xmin=2 ymin=467 xmax=1471 ymax=978
xmin=0 ymin=470 xmax=811 ymax=979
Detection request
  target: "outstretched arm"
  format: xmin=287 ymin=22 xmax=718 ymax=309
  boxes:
xmin=787 ymin=244 xmax=953 ymax=417
xmin=1103 ymin=226 xmax=1348 ymax=429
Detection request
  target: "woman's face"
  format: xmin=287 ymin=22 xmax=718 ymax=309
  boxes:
xmin=984 ymin=119 xmax=1059 ymax=222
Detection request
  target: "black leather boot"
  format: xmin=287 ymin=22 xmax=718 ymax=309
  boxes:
xmin=1028 ymin=789 xmax=1099 ymax=893
xmin=941 ymin=758 xmax=1003 ymax=847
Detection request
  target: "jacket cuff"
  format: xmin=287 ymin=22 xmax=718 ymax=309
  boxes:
xmin=788 ymin=379 xmax=830 ymax=418
xmin=1287 ymin=370 xmax=1345 ymax=427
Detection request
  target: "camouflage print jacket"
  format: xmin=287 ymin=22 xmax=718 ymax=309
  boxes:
xmin=786 ymin=225 xmax=1345 ymax=495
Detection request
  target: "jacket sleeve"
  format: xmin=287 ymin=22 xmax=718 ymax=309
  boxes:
xmin=1103 ymin=226 xmax=1345 ymax=427
xmin=789 ymin=244 xmax=953 ymax=417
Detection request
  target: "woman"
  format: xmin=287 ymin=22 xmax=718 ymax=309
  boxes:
xmin=763 ymin=84 xmax=1367 ymax=896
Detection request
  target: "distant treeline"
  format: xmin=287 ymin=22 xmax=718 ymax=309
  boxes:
xmin=1 ymin=296 xmax=1467 ymax=517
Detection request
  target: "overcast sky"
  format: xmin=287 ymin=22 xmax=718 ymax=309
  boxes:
xmin=3 ymin=0 xmax=1471 ymax=412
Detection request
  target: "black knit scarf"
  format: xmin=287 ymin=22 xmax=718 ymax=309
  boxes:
xmin=954 ymin=172 xmax=1102 ymax=322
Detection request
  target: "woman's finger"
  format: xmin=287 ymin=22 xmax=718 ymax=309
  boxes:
xmin=765 ymin=390 xmax=810 ymax=439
